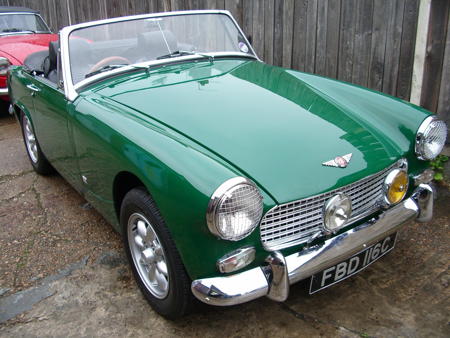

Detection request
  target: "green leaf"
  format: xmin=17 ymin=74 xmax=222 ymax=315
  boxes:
xmin=434 ymin=172 xmax=443 ymax=181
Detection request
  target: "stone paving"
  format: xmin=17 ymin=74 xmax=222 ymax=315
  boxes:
xmin=0 ymin=112 xmax=449 ymax=337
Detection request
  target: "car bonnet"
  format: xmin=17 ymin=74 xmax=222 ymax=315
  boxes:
xmin=94 ymin=59 xmax=426 ymax=204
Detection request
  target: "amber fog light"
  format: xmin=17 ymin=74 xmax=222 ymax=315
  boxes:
xmin=383 ymin=169 xmax=408 ymax=205
xmin=323 ymin=193 xmax=352 ymax=233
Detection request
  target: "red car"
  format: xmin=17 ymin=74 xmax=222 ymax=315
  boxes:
xmin=0 ymin=6 xmax=57 ymax=101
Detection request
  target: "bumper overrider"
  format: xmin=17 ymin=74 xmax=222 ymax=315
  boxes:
xmin=191 ymin=184 xmax=434 ymax=306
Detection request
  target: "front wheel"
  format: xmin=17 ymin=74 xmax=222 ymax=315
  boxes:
xmin=20 ymin=112 xmax=53 ymax=175
xmin=120 ymin=187 xmax=194 ymax=319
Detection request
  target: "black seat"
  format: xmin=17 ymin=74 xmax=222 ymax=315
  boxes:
xmin=23 ymin=50 xmax=48 ymax=74
xmin=43 ymin=41 xmax=59 ymax=83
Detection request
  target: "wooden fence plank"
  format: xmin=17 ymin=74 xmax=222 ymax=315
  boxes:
xmin=421 ymin=0 xmax=449 ymax=112
xmin=338 ymin=0 xmax=356 ymax=82
xmin=52 ymin=0 xmax=70 ymax=30
xmin=437 ymin=10 xmax=449 ymax=138
xmin=315 ymin=0 xmax=327 ymax=76
xmin=396 ymin=0 xmax=419 ymax=100
xmin=382 ymin=0 xmax=405 ymax=96
xmin=263 ymin=0 xmax=274 ymax=64
xmin=282 ymin=0 xmax=294 ymax=68
xmin=325 ymin=0 xmax=341 ymax=79
xmin=131 ymin=0 xmax=150 ymax=14
xmin=252 ymin=0 xmax=264 ymax=58
xmin=224 ymin=0 xmax=242 ymax=27
xmin=242 ymin=0 xmax=252 ymax=42
xmin=368 ymin=0 xmax=389 ymax=91
xmin=351 ymin=0 xmax=373 ymax=87
xmin=273 ymin=0 xmax=283 ymax=66
xmin=305 ymin=0 xmax=318 ymax=73
xmin=292 ymin=0 xmax=308 ymax=71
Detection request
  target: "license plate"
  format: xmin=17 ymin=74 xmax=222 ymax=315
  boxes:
xmin=309 ymin=233 xmax=397 ymax=294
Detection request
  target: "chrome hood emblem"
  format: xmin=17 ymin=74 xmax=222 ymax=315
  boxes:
xmin=322 ymin=153 xmax=352 ymax=168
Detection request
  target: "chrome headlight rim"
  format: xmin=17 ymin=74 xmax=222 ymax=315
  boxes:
xmin=415 ymin=116 xmax=448 ymax=160
xmin=206 ymin=177 xmax=263 ymax=241
xmin=322 ymin=193 xmax=353 ymax=234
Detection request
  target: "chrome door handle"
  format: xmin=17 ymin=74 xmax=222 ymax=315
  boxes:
xmin=26 ymin=84 xmax=40 ymax=96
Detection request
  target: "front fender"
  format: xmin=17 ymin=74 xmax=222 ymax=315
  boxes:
xmin=72 ymin=93 xmax=276 ymax=280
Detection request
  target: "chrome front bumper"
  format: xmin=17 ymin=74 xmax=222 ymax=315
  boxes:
xmin=191 ymin=184 xmax=434 ymax=306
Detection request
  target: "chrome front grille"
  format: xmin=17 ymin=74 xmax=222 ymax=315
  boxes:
xmin=260 ymin=164 xmax=397 ymax=250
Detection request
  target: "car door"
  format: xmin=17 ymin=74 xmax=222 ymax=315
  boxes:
xmin=25 ymin=72 xmax=81 ymax=189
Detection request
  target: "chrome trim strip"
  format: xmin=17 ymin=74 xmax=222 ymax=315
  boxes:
xmin=191 ymin=184 xmax=432 ymax=306
xmin=59 ymin=10 xmax=259 ymax=101
xmin=72 ymin=52 xmax=256 ymax=94
xmin=0 ymin=87 xmax=8 ymax=95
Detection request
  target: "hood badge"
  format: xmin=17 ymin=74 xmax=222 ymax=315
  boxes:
xmin=322 ymin=153 xmax=352 ymax=168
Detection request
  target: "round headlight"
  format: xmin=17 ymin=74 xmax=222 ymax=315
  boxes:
xmin=383 ymin=168 xmax=408 ymax=205
xmin=323 ymin=193 xmax=352 ymax=233
xmin=206 ymin=177 xmax=263 ymax=241
xmin=415 ymin=116 xmax=448 ymax=160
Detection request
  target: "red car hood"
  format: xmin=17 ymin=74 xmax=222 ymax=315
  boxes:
xmin=0 ymin=33 xmax=57 ymax=64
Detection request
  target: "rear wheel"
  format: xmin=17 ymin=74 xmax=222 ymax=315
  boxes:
xmin=120 ymin=187 xmax=194 ymax=319
xmin=20 ymin=112 xmax=53 ymax=175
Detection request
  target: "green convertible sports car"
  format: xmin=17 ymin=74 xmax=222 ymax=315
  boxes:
xmin=8 ymin=10 xmax=447 ymax=319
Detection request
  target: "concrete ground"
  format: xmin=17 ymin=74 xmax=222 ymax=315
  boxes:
xmin=0 ymin=111 xmax=449 ymax=337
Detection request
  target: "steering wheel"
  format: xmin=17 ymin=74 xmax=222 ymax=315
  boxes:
xmin=88 ymin=56 xmax=131 ymax=73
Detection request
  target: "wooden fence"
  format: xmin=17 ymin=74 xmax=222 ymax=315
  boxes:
xmin=0 ymin=0 xmax=448 ymax=126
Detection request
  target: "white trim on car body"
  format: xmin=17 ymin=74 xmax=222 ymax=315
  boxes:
xmin=59 ymin=10 xmax=260 ymax=101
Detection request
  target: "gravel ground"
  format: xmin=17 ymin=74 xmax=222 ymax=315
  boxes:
xmin=0 ymin=112 xmax=449 ymax=337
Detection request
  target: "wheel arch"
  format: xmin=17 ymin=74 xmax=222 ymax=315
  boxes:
xmin=112 ymin=170 xmax=147 ymax=225
xmin=12 ymin=102 xmax=29 ymax=122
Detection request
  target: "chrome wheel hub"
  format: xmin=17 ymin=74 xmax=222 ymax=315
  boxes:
xmin=23 ymin=115 xmax=38 ymax=163
xmin=128 ymin=213 xmax=169 ymax=299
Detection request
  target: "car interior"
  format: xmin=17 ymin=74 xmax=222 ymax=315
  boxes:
xmin=23 ymin=30 xmax=182 ymax=86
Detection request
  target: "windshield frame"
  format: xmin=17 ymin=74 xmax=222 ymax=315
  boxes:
xmin=0 ymin=12 xmax=52 ymax=36
xmin=59 ymin=10 xmax=259 ymax=101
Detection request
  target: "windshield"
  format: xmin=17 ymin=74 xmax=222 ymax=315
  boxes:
xmin=68 ymin=13 xmax=254 ymax=85
xmin=0 ymin=13 xmax=50 ymax=35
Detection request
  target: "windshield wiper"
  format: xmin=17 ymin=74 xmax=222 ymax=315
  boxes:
xmin=1 ymin=28 xmax=36 ymax=33
xmin=84 ymin=64 xmax=152 ymax=79
xmin=156 ymin=50 xmax=214 ymax=63
xmin=85 ymin=64 xmax=128 ymax=78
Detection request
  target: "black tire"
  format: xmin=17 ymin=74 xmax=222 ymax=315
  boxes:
xmin=20 ymin=112 xmax=53 ymax=175
xmin=120 ymin=187 xmax=195 ymax=319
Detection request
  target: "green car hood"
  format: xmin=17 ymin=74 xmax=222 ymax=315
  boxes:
xmin=93 ymin=59 xmax=429 ymax=204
